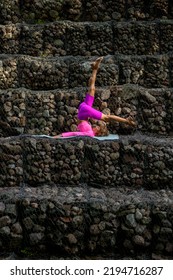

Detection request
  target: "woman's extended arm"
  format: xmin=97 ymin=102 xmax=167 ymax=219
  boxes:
xmin=101 ymin=114 xmax=136 ymax=127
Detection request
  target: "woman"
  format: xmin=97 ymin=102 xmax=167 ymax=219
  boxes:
xmin=54 ymin=57 xmax=135 ymax=138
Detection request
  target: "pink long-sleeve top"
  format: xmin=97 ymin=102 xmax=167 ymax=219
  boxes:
xmin=61 ymin=121 xmax=95 ymax=137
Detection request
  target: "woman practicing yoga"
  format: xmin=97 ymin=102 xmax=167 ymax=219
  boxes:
xmin=54 ymin=57 xmax=135 ymax=138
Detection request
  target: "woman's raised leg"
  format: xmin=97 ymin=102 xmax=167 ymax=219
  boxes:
xmin=88 ymin=57 xmax=103 ymax=97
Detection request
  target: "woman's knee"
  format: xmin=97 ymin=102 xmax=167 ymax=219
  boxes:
xmin=89 ymin=76 xmax=95 ymax=86
xmin=89 ymin=87 xmax=95 ymax=96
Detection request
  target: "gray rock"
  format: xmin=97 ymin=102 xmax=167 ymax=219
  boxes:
xmin=135 ymin=209 xmax=143 ymax=220
xmin=133 ymin=235 xmax=145 ymax=246
xmin=0 ymin=216 xmax=11 ymax=228
xmin=0 ymin=226 xmax=11 ymax=236
xmin=125 ymin=214 xmax=137 ymax=228
xmin=29 ymin=232 xmax=45 ymax=246
xmin=90 ymin=224 xmax=100 ymax=235
xmin=66 ymin=233 xmax=77 ymax=244
xmin=0 ymin=202 xmax=5 ymax=213
xmin=11 ymin=223 xmax=23 ymax=234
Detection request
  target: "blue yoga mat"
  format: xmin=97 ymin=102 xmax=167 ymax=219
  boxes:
xmin=33 ymin=134 xmax=119 ymax=141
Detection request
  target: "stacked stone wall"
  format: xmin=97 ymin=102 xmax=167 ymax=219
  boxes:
xmin=0 ymin=135 xmax=172 ymax=189
xmin=0 ymin=54 xmax=171 ymax=89
xmin=0 ymin=189 xmax=22 ymax=253
xmin=1 ymin=86 xmax=172 ymax=136
xmin=0 ymin=0 xmax=173 ymax=260
xmin=1 ymin=186 xmax=173 ymax=259
xmin=1 ymin=21 xmax=173 ymax=56
xmin=0 ymin=0 xmax=172 ymax=24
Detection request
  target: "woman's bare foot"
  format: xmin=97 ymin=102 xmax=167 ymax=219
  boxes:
xmin=53 ymin=134 xmax=62 ymax=138
xmin=91 ymin=57 xmax=103 ymax=70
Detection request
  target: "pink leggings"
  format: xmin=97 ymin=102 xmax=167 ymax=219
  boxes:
xmin=77 ymin=93 xmax=102 ymax=120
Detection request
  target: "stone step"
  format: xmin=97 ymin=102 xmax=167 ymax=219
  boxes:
xmin=0 ymin=0 xmax=172 ymax=24
xmin=0 ymin=185 xmax=173 ymax=258
xmin=1 ymin=0 xmax=172 ymax=262
xmin=0 ymin=133 xmax=172 ymax=189
xmin=1 ymin=20 xmax=173 ymax=56
xmin=0 ymin=86 xmax=172 ymax=136
xmin=0 ymin=54 xmax=173 ymax=90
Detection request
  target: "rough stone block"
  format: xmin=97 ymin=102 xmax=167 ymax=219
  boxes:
xmin=160 ymin=21 xmax=173 ymax=53
xmin=113 ymin=22 xmax=159 ymax=55
xmin=66 ymin=22 xmax=113 ymax=56
xmin=0 ymin=56 xmax=19 ymax=89
xmin=84 ymin=0 xmax=126 ymax=21
xmin=18 ymin=56 xmax=69 ymax=90
xmin=20 ymin=25 xmax=44 ymax=57
xmin=126 ymin=0 xmax=169 ymax=20
xmin=0 ymin=88 xmax=27 ymax=131
xmin=69 ymin=56 xmax=119 ymax=88
xmin=119 ymin=134 xmax=173 ymax=189
xmin=0 ymin=24 xmax=20 ymax=54
xmin=0 ymin=188 xmax=23 ymax=252
xmin=119 ymin=56 xmax=145 ymax=85
xmin=0 ymin=186 xmax=173 ymax=258
xmin=26 ymin=90 xmax=57 ymax=135
xmin=82 ymin=140 xmax=121 ymax=186
xmin=143 ymin=55 xmax=169 ymax=88
xmin=108 ymin=85 xmax=138 ymax=135
xmin=138 ymin=88 xmax=169 ymax=134
xmin=21 ymin=0 xmax=64 ymax=23
xmin=66 ymin=23 xmax=89 ymax=56
xmin=23 ymin=137 xmax=84 ymax=186
xmin=0 ymin=0 xmax=20 ymax=24
xmin=149 ymin=0 xmax=169 ymax=19
xmin=42 ymin=22 xmax=67 ymax=57
xmin=0 ymin=138 xmax=23 ymax=187
xmin=126 ymin=0 xmax=148 ymax=20
xmin=168 ymin=55 xmax=173 ymax=87
xmin=23 ymin=137 xmax=54 ymax=185
xmin=144 ymin=143 xmax=173 ymax=189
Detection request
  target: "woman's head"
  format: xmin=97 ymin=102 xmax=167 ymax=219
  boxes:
xmin=92 ymin=120 xmax=109 ymax=136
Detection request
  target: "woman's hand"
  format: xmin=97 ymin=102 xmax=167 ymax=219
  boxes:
xmin=126 ymin=116 xmax=136 ymax=127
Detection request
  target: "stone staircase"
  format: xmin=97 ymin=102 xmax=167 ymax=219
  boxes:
xmin=0 ymin=0 xmax=173 ymax=259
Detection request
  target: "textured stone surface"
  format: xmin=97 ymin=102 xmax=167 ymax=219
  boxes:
xmin=0 ymin=0 xmax=173 ymax=261
xmin=1 ymin=186 xmax=173 ymax=258
xmin=0 ymin=54 xmax=171 ymax=91
xmin=0 ymin=0 xmax=171 ymax=24
xmin=2 ymin=85 xmax=171 ymax=136
xmin=0 ymin=134 xmax=172 ymax=189
xmin=1 ymin=21 xmax=173 ymax=56
xmin=0 ymin=138 xmax=23 ymax=187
